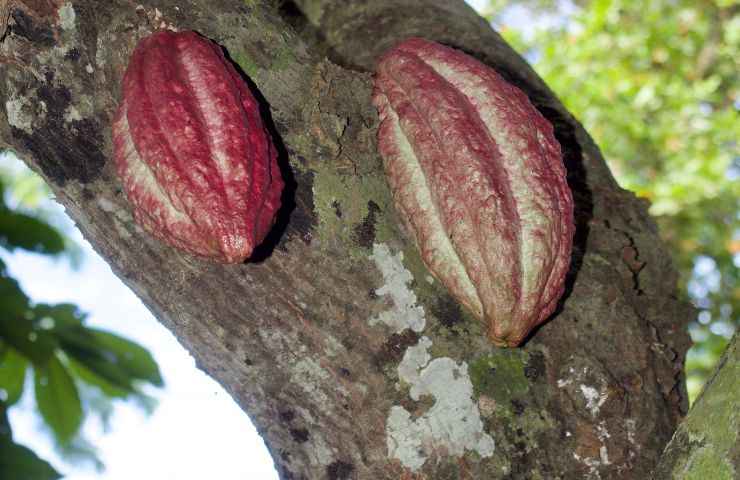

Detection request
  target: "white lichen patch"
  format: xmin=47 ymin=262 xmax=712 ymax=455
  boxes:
xmin=5 ymin=97 xmax=34 ymax=133
xmin=58 ymin=3 xmax=77 ymax=31
xmin=396 ymin=336 xmax=432 ymax=384
xmin=95 ymin=36 xmax=106 ymax=68
xmin=625 ymin=419 xmax=636 ymax=445
xmin=257 ymin=327 xmax=347 ymax=413
xmin=596 ymin=422 xmax=611 ymax=465
xmin=290 ymin=358 xmax=331 ymax=405
xmin=387 ymin=336 xmax=495 ymax=471
xmin=97 ymin=197 xmax=117 ymax=213
xmin=368 ymin=243 xmax=426 ymax=333
xmin=322 ymin=334 xmax=344 ymax=357
xmin=556 ymin=366 xmax=578 ymax=388
xmin=64 ymin=105 xmax=82 ymax=123
xmin=580 ymin=384 xmax=608 ymax=417
xmin=573 ymin=452 xmax=605 ymax=480
xmin=118 ymin=225 xmax=134 ymax=240
xmin=624 ymin=418 xmax=640 ymax=465
xmin=63 ymin=94 xmax=94 ymax=123
xmin=573 ymin=421 xmax=613 ymax=479
xmin=97 ymin=196 xmax=136 ymax=237
xmin=558 ymin=365 xmax=610 ymax=418
xmin=308 ymin=435 xmax=335 ymax=466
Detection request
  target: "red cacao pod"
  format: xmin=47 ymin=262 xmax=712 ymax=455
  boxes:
xmin=112 ymin=30 xmax=283 ymax=263
xmin=373 ymin=38 xmax=574 ymax=346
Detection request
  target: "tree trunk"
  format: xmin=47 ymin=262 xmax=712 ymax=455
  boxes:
xmin=0 ymin=1 xmax=693 ymax=478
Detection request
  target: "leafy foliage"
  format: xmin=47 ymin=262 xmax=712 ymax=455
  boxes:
xmin=33 ymin=355 xmax=83 ymax=445
xmin=486 ymin=0 xmax=739 ymax=401
xmin=0 ymin=424 xmax=62 ymax=480
xmin=0 ymin=207 xmax=65 ymax=254
xmin=0 ymin=168 xmax=163 ymax=477
xmin=0 ymin=156 xmax=83 ymax=267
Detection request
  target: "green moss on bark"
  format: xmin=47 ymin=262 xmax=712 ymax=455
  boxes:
xmin=469 ymin=350 xmax=530 ymax=406
xmin=653 ymin=334 xmax=738 ymax=479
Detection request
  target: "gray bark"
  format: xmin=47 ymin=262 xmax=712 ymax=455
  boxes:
xmin=0 ymin=1 xmax=693 ymax=478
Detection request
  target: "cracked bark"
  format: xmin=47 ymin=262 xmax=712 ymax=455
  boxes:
xmin=0 ymin=1 xmax=693 ymax=479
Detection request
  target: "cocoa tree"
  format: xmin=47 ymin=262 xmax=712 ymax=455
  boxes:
xmin=0 ymin=1 xmax=695 ymax=478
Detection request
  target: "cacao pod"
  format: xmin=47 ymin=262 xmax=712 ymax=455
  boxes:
xmin=113 ymin=30 xmax=283 ymax=263
xmin=373 ymin=38 xmax=574 ymax=346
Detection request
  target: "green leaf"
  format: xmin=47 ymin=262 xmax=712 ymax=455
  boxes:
xmin=34 ymin=303 xmax=86 ymax=331
xmin=0 ymin=437 xmax=62 ymax=480
xmin=0 ymin=274 xmax=30 ymax=319
xmin=55 ymin=324 xmax=162 ymax=399
xmin=66 ymin=355 xmax=132 ymax=398
xmin=63 ymin=342 xmax=138 ymax=394
xmin=34 ymin=355 xmax=83 ymax=445
xmin=0 ymin=301 xmax=90 ymax=367
xmin=0 ymin=208 xmax=65 ymax=255
xmin=56 ymin=324 xmax=161 ymax=386
xmin=1 ymin=401 xmax=11 ymax=438
xmin=88 ymin=329 xmax=163 ymax=387
xmin=0 ymin=347 xmax=28 ymax=406
xmin=0 ymin=315 xmax=57 ymax=366
xmin=4 ymin=167 xmax=51 ymax=209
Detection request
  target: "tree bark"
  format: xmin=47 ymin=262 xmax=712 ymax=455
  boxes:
xmin=0 ymin=1 xmax=693 ymax=478
xmin=652 ymin=333 xmax=739 ymax=480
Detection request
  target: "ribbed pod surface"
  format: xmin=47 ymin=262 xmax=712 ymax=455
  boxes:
xmin=113 ymin=31 xmax=283 ymax=263
xmin=373 ymin=38 xmax=574 ymax=346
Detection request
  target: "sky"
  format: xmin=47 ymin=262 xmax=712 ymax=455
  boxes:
xmin=2 ymin=2 xmax=557 ymax=479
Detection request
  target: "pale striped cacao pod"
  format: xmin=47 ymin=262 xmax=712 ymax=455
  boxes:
xmin=113 ymin=30 xmax=283 ymax=263
xmin=373 ymin=38 xmax=574 ymax=346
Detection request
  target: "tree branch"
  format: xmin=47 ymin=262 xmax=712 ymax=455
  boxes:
xmin=0 ymin=1 xmax=693 ymax=478
xmin=652 ymin=333 xmax=738 ymax=479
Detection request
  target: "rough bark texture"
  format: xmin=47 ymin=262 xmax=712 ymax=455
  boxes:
xmin=0 ymin=1 xmax=693 ymax=479
xmin=653 ymin=332 xmax=739 ymax=480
